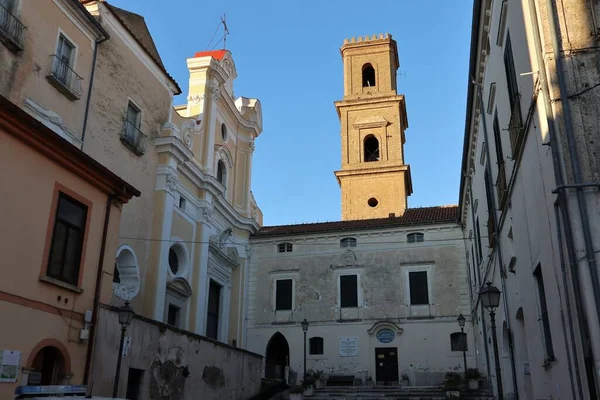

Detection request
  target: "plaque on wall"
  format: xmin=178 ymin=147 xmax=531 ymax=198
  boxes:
xmin=376 ymin=329 xmax=396 ymax=343
xmin=339 ymin=337 xmax=358 ymax=357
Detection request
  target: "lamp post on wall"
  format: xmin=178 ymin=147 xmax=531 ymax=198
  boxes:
xmin=457 ymin=313 xmax=467 ymax=375
xmin=112 ymin=301 xmax=134 ymax=398
xmin=301 ymin=319 xmax=309 ymax=381
xmin=479 ymin=282 xmax=503 ymax=400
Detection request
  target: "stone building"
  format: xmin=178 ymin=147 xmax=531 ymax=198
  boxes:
xmin=246 ymin=34 xmax=472 ymax=386
xmin=461 ymin=0 xmax=600 ymax=398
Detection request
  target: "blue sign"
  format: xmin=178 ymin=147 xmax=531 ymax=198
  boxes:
xmin=376 ymin=329 xmax=395 ymax=343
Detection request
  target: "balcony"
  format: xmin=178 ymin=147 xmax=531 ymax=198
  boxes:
xmin=508 ymin=93 xmax=524 ymax=155
xmin=0 ymin=3 xmax=25 ymax=52
xmin=46 ymin=55 xmax=82 ymax=101
xmin=496 ymin=162 xmax=508 ymax=210
xmin=121 ymin=118 xmax=147 ymax=156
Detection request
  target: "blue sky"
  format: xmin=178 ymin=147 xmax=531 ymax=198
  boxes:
xmin=110 ymin=0 xmax=473 ymax=226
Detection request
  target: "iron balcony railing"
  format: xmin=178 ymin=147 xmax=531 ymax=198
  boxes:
xmin=121 ymin=118 xmax=147 ymax=156
xmin=496 ymin=162 xmax=508 ymax=210
xmin=0 ymin=3 xmax=25 ymax=51
xmin=508 ymin=93 xmax=524 ymax=155
xmin=46 ymin=54 xmax=82 ymax=100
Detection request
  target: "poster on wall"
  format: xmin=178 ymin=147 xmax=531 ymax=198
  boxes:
xmin=339 ymin=337 xmax=358 ymax=357
xmin=0 ymin=350 xmax=21 ymax=383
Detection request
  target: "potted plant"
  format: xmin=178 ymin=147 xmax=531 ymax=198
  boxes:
xmin=289 ymin=385 xmax=304 ymax=400
xmin=400 ymin=372 xmax=409 ymax=386
xmin=464 ymin=368 xmax=482 ymax=390
xmin=443 ymin=372 xmax=461 ymax=399
xmin=302 ymin=377 xmax=315 ymax=397
xmin=312 ymin=370 xmax=325 ymax=389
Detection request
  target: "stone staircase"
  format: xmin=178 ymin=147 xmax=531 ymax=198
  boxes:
xmin=307 ymin=386 xmax=494 ymax=400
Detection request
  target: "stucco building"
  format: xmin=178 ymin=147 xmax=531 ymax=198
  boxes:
xmin=246 ymin=34 xmax=472 ymax=386
xmin=461 ymin=0 xmax=600 ymax=398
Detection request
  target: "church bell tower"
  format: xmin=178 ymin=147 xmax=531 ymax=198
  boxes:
xmin=334 ymin=33 xmax=412 ymax=220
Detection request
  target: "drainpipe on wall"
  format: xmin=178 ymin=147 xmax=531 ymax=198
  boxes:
xmin=474 ymin=82 xmax=519 ymax=399
xmin=545 ymin=0 xmax=600 ymax=390
xmin=524 ymin=0 xmax=585 ymax=397
xmin=81 ymin=35 xmax=109 ymax=145
xmin=83 ymin=194 xmax=115 ymax=385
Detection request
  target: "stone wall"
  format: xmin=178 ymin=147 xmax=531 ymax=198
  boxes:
xmin=91 ymin=306 xmax=263 ymax=400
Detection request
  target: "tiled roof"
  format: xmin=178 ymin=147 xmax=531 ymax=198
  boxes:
xmin=194 ymin=49 xmax=229 ymax=60
xmin=104 ymin=3 xmax=182 ymax=94
xmin=252 ymin=205 xmax=460 ymax=237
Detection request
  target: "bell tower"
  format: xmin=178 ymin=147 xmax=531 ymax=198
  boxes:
xmin=334 ymin=33 xmax=412 ymax=220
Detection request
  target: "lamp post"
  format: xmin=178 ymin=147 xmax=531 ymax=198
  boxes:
xmin=112 ymin=301 xmax=134 ymax=398
xmin=479 ymin=282 xmax=503 ymax=400
xmin=301 ymin=319 xmax=309 ymax=381
xmin=457 ymin=313 xmax=467 ymax=375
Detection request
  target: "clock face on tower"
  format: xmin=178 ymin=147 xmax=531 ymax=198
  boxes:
xmin=334 ymin=34 xmax=413 ymax=221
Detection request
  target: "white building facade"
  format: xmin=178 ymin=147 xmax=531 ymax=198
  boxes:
xmin=461 ymin=0 xmax=600 ymax=399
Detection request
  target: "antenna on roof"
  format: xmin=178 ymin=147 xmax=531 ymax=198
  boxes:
xmin=221 ymin=14 xmax=229 ymax=49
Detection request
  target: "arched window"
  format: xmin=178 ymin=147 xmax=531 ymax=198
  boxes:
xmin=362 ymin=63 xmax=376 ymax=87
xmin=340 ymin=237 xmax=357 ymax=248
xmin=450 ymin=332 xmax=468 ymax=352
xmin=217 ymin=160 xmax=227 ymax=186
xmin=364 ymin=135 xmax=379 ymax=162
xmin=277 ymin=242 xmax=293 ymax=253
xmin=309 ymin=337 xmax=324 ymax=355
xmin=407 ymin=232 xmax=424 ymax=243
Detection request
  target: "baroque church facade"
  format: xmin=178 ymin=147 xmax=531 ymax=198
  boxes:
xmin=246 ymin=34 xmax=471 ymax=386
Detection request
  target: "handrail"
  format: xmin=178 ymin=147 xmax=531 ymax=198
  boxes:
xmin=0 ymin=3 xmax=26 ymax=51
xmin=47 ymin=54 xmax=82 ymax=100
xmin=121 ymin=118 xmax=147 ymax=156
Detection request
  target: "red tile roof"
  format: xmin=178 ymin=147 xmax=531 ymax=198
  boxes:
xmin=252 ymin=205 xmax=460 ymax=237
xmin=194 ymin=49 xmax=229 ymax=60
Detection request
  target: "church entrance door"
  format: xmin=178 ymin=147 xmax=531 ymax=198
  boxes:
xmin=265 ymin=332 xmax=289 ymax=380
xmin=375 ymin=347 xmax=399 ymax=385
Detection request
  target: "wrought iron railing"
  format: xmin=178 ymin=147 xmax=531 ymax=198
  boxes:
xmin=46 ymin=54 xmax=82 ymax=100
xmin=121 ymin=118 xmax=147 ymax=156
xmin=496 ymin=162 xmax=508 ymax=210
xmin=508 ymin=93 xmax=524 ymax=155
xmin=0 ymin=3 xmax=26 ymax=51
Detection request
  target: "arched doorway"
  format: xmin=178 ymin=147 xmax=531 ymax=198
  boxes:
xmin=31 ymin=346 xmax=66 ymax=385
xmin=265 ymin=332 xmax=289 ymax=380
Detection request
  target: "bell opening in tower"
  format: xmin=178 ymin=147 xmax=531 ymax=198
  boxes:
xmin=364 ymin=135 xmax=380 ymax=162
xmin=362 ymin=64 xmax=376 ymax=87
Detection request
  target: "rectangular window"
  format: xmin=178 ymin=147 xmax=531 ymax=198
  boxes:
xmin=277 ymin=242 xmax=293 ymax=253
xmin=493 ymin=111 xmax=504 ymax=167
xmin=126 ymin=102 xmax=141 ymax=129
xmin=504 ymin=32 xmax=519 ymax=108
xmin=471 ymin=246 xmax=478 ymax=285
xmin=496 ymin=1 xmax=508 ymax=46
xmin=409 ymin=271 xmax=429 ymax=305
xmin=47 ymin=193 xmax=88 ymax=286
xmin=275 ymin=279 xmax=293 ymax=311
xmin=178 ymin=196 xmax=186 ymax=210
xmin=206 ymin=280 xmax=221 ymax=340
xmin=167 ymin=304 xmax=180 ymax=327
xmin=451 ymin=332 xmax=468 ymax=352
xmin=52 ymin=34 xmax=75 ymax=84
xmin=534 ymin=265 xmax=555 ymax=360
xmin=487 ymin=82 xmax=497 ymax=114
xmin=485 ymin=170 xmax=496 ymax=247
xmin=309 ymin=337 xmax=324 ymax=355
xmin=340 ymin=275 xmax=358 ymax=308
xmin=476 ymin=217 xmax=483 ymax=263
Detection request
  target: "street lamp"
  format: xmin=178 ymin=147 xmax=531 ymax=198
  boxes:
xmin=457 ymin=313 xmax=467 ymax=375
xmin=301 ymin=319 xmax=309 ymax=380
xmin=479 ymin=282 xmax=503 ymax=400
xmin=112 ymin=301 xmax=134 ymax=398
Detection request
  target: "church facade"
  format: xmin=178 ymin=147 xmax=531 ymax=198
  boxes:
xmin=246 ymin=34 xmax=472 ymax=386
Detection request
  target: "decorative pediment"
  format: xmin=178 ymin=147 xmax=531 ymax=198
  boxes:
xmin=352 ymin=116 xmax=390 ymax=130
xmin=214 ymin=144 xmax=234 ymax=168
xmin=367 ymin=320 xmax=404 ymax=335
xmin=167 ymin=277 xmax=192 ymax=298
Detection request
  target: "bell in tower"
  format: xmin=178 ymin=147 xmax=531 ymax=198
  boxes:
xmin=334 ymin=34 xmax=413 ymax=221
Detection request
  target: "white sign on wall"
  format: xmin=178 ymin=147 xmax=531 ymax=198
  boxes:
xmin=339 ymin=337 xmax=358 ymax=357
xmin=0 ymin=349 xmax=21 ymax=383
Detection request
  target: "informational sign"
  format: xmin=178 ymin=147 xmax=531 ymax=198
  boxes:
xmin=339 ymin=337 xmax=358 ymax=357
xmin=122 ymin=337 xmax=132 ymax=358
xmin=376 ymin=329 xmax=396 ymax=343
xmin=0 ymin=349 xmax=21 ymax=383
